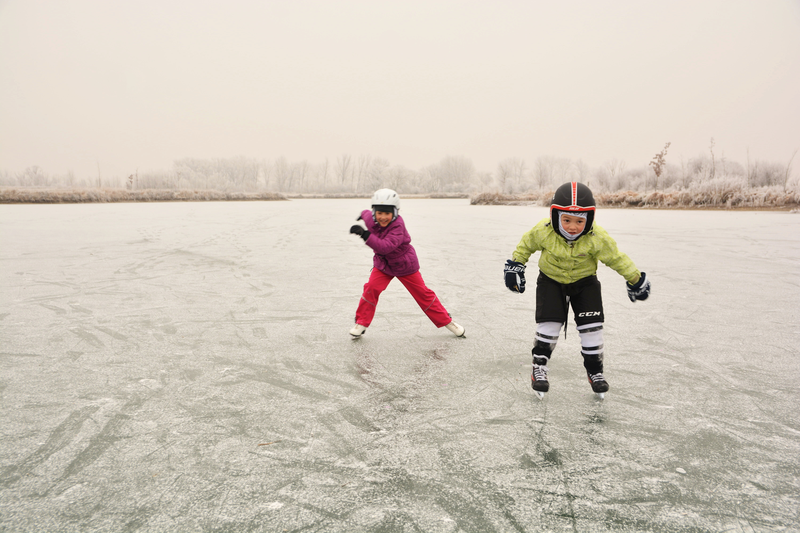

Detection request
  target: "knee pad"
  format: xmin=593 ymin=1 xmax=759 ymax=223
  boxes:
xmin=578 ymin=322 xmax=604 ymax=369
xmin=532 ymin=321 xmax=561 ymax=361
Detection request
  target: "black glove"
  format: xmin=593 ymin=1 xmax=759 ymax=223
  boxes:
xmin=504 ymin=260 xmax=526 ymax=293
xmin=626 ymin=272 xmax=651 ymax=302
xmin=349 ymin=224 xmax=370 ymax=242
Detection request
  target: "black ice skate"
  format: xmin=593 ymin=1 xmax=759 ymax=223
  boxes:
xmin=587 ymin=372 xmax=609 ymax=400
xmin=531 ymin=357 xmax=549 ymax=399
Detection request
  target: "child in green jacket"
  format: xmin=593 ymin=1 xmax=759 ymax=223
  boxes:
xmin=504 ymin=181 xmax=651 ymax=398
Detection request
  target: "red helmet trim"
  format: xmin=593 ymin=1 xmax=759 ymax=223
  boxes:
xmin=550 ymin=204 xmax=596 ymax=213
xmin=551 ymin=182 xmax=595 ymax=212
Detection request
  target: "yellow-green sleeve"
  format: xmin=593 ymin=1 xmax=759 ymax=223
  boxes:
xmin=511 ymin=225 xmax=543 ymax=265
xmin=594 ymin=227 xmax=640 ymax=283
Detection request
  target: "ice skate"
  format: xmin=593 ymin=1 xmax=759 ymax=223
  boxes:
xmin=445 ymin=321 xmax=465 ymax=337
xmin=349 ymin=324 xmax=367 ymax=338
xmin=587 ymin=372 xmax=609 ymax=399
xmin=531 ymin=357 xmax=549 ymax=399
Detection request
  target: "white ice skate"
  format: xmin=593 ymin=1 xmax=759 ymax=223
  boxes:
xmin=445 ymin=321 xmax=465 ymax=337
xmin=349 ymin=324 xmax=367 ymax=338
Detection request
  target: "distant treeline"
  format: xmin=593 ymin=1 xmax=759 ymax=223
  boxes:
xmin=1 ymin=150 xmax=798 ymax=208
xmin=471 ymin=187 xmax=800 ymax=210
xmin=0 ymin=188 xmax=286 ymax=204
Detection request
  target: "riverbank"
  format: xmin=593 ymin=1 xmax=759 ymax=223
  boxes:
xmin=470 ymin=190 xmax=800 ymax=210
xmin=0 ymin=188 xmax=287 ymax=204
xmin=0 ymin=188 xmax=470 ymax=204
xmin=2 ymin=187 xmax=798 ymax=210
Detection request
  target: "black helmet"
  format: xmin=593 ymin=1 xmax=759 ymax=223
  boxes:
xmin=550 ymin=181 xmax=596 ymax=239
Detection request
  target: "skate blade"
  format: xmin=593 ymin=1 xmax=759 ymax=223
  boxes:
xmin=534 ymin=390 xmax=545 ymax=400
xmin=595 ymin=392 xmax=605 ymax=400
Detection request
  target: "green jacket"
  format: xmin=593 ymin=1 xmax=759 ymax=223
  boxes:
xmin=512 ymin=218 xmax=640 ymax=285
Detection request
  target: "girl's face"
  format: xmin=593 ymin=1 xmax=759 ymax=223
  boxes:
xmin=375 ymin=210 xmax=393 ymax=227
xmin=560 ymin=213 xmax=586 ymax=235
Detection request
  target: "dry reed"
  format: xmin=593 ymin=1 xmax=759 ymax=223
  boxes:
xmin=0 ymin=188 xmax=287 ymax=204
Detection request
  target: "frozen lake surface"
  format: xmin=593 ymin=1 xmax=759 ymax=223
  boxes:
xmin=1 ymin=198 xmax=799 ymax=532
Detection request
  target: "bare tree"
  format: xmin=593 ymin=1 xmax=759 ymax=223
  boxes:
xmin=385 ymin=165 xmax=413 ymax=191
xmin=746 ymin=148 xmax=756 ymax=187
xmin=533 ymin=156 xmax=555 ymax=190
xmin=495 ymin=161 xmax=513 ymax=193
xmin=604 ymin=159 xmax=627 ymax=190
xmin=336 ymin=154 xmax=353 ymax=188
xmin=679 ymin=156 xmax=689 ymax=189
xmin=365 ymin=157 xmax=390 ymax=192
xmin=501 ymin=157 xmax=527 ymax=191
xmin=476 ymin=171 xmax=493 ymax=190
xmin=426 ymin=156 xmax=476 ymax=192
xmin=354 ymin=155 xmax=373 ymax=193
xmin=296 ymin=160 xmax=310 ymax=192
xmin=318 ymin=158 xmax=330 ymax=191
xmin=553 ymin=157 xmax=572 ymax=184
xmin=274 ymin=157 xmax=292 ymax=191
xmin=648 ymin=142 xmax=670 ymax=191
xmin=573 ymin=159 xmax=590 ymax=182
xmin=232 ymin=156 xmax=260 ymax=191
xmin=709 ymin=137 xmax=716 ymax=180
xmin=592 ymin=167 xmax=611 ymax=192
xmin=18 ymin=166 xmax=49 ymax=187
xmin=260 ymin=159 xmax=273 ymax=190
xmin=783 ymin=149 xmax=798 ymax=192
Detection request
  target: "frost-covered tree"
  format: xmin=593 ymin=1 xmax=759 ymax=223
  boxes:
xmin=533 ymin=156 xmax=555 ymax=190
xmin=495 ymin=161 xmax=513 ymax=193
xmin=496 ymin=157 xmax=526 ymax=193
xmin=424 ymin=156 xmax=476 ymax=192
xmin=336 ymin=154 xmax=353 ymax=189
xmin=17 ymin=166 xmax=49 ymax=187
xmin=573 ymin=159 xmax=590 ymax=183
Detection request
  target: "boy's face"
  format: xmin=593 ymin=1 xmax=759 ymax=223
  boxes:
xmin=560 ymin=213 xmax=586 ymax=236
xmin=375 ymin=210 xmax=393 ymax=227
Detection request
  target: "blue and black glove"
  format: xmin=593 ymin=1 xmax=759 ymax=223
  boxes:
xmin=626 ymin=272 xmax=651 ymax=302
xmin=349 ymin=224 xmax=370 ymax=242
xmin=504 ymin=260 xmax=526 ymax=293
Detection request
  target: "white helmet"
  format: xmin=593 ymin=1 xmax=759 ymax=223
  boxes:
xmin=371 ymin=188 xmax=400 ymax=219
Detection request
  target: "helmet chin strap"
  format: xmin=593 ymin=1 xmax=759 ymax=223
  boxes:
xmin=557 ymin=211 xmax=587 ymax=241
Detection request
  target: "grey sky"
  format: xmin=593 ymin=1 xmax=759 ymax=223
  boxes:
xmin=1 ymin=0 xmax=799 ymax=180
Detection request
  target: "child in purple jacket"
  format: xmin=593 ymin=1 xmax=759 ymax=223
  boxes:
xmin=348 ymin=188 xmax=465 ymax=338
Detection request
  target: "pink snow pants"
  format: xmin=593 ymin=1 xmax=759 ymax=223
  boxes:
xmin=355 ymin=269 xmax=452 ymax=328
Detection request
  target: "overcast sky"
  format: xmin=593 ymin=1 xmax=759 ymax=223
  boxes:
xmin=1 ymin=0 xmax=798 ymax=179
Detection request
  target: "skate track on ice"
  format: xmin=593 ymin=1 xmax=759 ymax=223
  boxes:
xmin=1 ymin=199 xmax=799 ymax=532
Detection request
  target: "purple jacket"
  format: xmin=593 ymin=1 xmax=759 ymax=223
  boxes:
xmin=360 ymin=209 xmax=420 ymax=277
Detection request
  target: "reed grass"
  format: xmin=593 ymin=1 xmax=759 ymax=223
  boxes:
xmin=470 ymin=185 xmax=800 ymax=209
xmin=0 ymin=188 xmax=287 ymax=204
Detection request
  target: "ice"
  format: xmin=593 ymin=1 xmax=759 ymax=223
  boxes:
xmin=1 ymin=199 xmax=799 ymax=531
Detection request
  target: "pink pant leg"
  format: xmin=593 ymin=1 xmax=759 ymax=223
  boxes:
xmin=355 ymin=269 xmax=393 ymax=327
xmin=397 ymin=271 xmax=452 ymax=328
